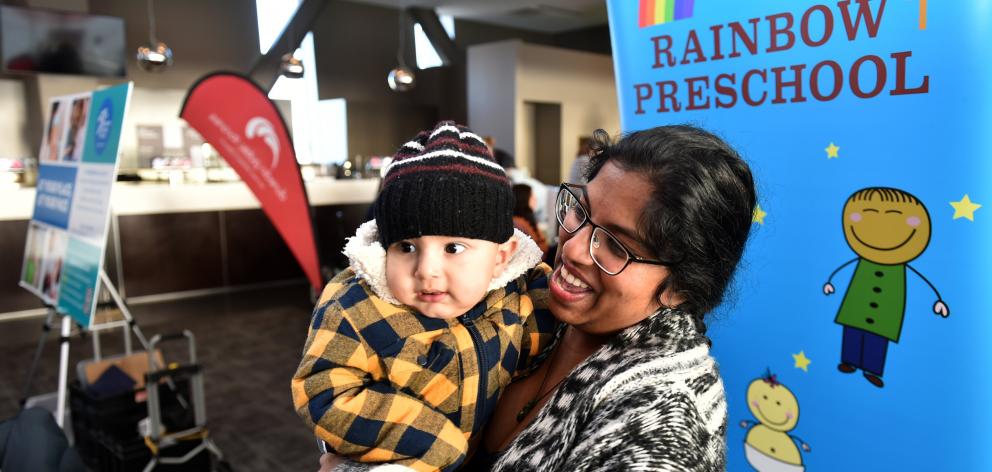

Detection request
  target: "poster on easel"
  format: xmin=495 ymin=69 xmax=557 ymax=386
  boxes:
xmin=607 ymin=0 xmax=989 ymax=470
xmin=19 ymin=82 xmax=133 ymax=328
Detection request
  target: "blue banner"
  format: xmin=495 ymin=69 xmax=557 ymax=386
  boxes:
xmin=607 ymin=1 xmax=989 ymax=469
xmin=32 ymin=165 xmax=76 ymax=230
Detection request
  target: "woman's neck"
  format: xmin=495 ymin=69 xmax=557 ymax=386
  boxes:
xmin=557 ymin=325 xmax=610 ymax=364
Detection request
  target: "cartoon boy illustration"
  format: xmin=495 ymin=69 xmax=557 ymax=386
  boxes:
xmin=740 ymin=370 xmax=810 ymax=472
xmin=823 ymin=187 xmax=949 ymax=388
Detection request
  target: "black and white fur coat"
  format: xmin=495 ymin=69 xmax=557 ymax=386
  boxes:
xmin=490 ymin=307 xmax=727 ymax=471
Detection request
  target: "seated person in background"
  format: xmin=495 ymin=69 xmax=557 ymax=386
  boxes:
xmin=512 ymin=184 xmax=549 ymax=257
xmin=292 ymin=121 xmax=558 ymax=472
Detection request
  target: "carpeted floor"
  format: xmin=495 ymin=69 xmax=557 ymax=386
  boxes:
xmin=0 ymin=283 xmax=322 ymax=472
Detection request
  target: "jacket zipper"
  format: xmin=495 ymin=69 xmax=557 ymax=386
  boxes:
xmin=459 ymin=316 xmax=488 ymax=434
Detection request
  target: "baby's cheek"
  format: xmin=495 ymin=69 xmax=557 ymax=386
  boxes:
xmin=906 ymin=216 xmax=921 ymax=227
xmin=849 ymin=212 xmax=862 ymax=223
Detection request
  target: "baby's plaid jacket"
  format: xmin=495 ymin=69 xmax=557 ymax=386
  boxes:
xmin=292 ymin=265 xmax=557 ymax=471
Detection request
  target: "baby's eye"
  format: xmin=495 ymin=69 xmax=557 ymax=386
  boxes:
xmin=396 ymin=242 xmax=416 ymax=253
xmin=445 ymin=243 xmax=466 ymax=254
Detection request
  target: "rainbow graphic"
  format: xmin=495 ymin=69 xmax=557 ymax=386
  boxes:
xmin=920 ymin=0 xmax=927 ymax=29
xmin=639 ymin=0 xmax=695 ymax=28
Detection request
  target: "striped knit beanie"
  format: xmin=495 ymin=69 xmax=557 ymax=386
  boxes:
xmin=374 ymin=121 xmax=514 ymax=247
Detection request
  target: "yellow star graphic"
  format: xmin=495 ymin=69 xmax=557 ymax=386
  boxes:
xmin=825 ymin=142 xmax=840 ymax=159
xmin=792 ymin=351 xmax=811 ymax=372
xmin=950 ymin=194 xmax=982 ymax=221
xmin=752 ymin=204 xmax=767 ymax=225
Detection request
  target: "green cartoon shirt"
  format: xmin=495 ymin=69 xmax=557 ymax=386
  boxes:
xmin=834 ymin=259 xmax=906 ymax=342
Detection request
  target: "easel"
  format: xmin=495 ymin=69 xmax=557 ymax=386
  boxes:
xmin=19 ymin=270 xmax=176 ymax=428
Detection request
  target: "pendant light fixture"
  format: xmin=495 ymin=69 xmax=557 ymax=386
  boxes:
xmin=136 ymin=0 xmax=173 ymax=72
xmin=387 ymin=9 xmax=415 ymax=92
xmin=278 ymin=13 xmax=304 ymax=79
xmin=280 ymin=53 xmax=305 ymax=79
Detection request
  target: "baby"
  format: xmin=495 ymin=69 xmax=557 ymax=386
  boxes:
xmin=292 ymin=121 xmax=558 ymax=471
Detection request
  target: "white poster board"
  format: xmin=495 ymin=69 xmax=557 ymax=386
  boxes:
xmin=19 ymin=82 xmax=133 ymax=327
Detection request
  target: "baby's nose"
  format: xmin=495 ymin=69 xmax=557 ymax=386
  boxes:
xmin=415 ymin=254 xmax=443 ymax=278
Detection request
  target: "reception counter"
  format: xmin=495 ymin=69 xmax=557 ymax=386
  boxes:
xmin=0 ymin=178 xmax=379 ymax=316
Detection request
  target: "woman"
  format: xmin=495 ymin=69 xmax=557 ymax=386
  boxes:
xmin=512 ymin=183 xmax=550 ymax=256
xmin=324 ymin=124 xmax=756 ymax=471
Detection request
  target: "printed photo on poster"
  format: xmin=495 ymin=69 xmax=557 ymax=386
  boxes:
xmin=40 ymin=99 xmax=68 ymax=163
xmin=20 ymin=222 xmax=50 ymax=292
xmin=61 ymin=96 xmax=91 ymax=162
xmin=37 ymin=229 xmax=68 ymax=302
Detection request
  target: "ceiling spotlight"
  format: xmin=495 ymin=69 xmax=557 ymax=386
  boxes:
xmin=136 ymin=0 xmax=172 ymax=72
xmin=388 ymin=9 xmax=415 ymax=92
xmin=137 ymin=42 xmax=173 ymax=72
xmin=280 ymin=53 xmax=305 ymax=79
xmin=387 ymin=65 xmax=415 ymax=92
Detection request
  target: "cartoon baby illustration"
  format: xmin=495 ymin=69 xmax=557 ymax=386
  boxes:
xmin=740 ymin=370 xmax=810 ymax=472
xmin=823 ymin=187 xmax=949 ymax=388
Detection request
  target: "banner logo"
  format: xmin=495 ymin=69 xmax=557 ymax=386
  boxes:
xmin=640 ymin=0 xmax=695 ymax=28
xmin=245 ymin=117 xmax=281 ymax=169
xmin=94 ymin=98 xmax=113 ymax=156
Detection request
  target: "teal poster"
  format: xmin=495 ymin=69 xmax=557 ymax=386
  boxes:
xmin=607 ymin=1 xmax=988 ymax=469
xmin=20 ymin=82 xmax=132 ymax=326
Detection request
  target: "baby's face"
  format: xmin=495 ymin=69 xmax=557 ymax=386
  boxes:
xmin=385 ymin=235 xmax=509 ymax=319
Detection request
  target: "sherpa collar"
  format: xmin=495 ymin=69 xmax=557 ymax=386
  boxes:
xmin=343 ymin=220 xmax=545 ymax=305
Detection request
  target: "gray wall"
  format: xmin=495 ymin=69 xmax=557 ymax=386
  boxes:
xmin=9 ymin=0 xmax=610 ymax=163
xmin=310 ymin=1 xmax=595 ymax=159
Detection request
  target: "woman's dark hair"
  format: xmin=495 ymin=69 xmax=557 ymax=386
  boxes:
xmin=512 ymin=184 xmax=538 ymax=230
xmin=585 ymin=125 xmax=757 ymax=319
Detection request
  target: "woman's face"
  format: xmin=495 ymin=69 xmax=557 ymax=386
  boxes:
xmin=548 ymin=160 xmax=674 ymax=335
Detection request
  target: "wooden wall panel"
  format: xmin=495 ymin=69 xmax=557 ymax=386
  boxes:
xmin=223 ymin=209 xmax=303 ymax=286
xmin=117 ymin=212 xmax=224 ymax=297
xmin=0 ymin=203 xmax=372 ymax=313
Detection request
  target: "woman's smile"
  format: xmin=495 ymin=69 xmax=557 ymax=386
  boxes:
xmin=550 ymin=263 xmax=594 ymax=302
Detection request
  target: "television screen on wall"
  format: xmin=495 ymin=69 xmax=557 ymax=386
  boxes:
xmin=0 ymin=5 xmax=126 ymax=77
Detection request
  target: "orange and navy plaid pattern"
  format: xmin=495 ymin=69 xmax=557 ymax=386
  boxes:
xmin=291 ymin=265 xmax=557 ymax=472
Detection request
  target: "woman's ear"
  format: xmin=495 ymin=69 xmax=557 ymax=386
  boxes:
xmin=656 ymin=274 xmax=684 ymax=309
xmin=492 ymin=236 xmax=519 ymax=278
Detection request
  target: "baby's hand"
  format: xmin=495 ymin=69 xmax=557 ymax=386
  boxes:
xmin=822 ymin=283 xmax=835 ymax=295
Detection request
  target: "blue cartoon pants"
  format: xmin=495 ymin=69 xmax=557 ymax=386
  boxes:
xmin=841 ymin=326 xmax=889 ymax=376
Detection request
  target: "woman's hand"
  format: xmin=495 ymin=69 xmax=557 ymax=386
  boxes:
xmin=318 ymin=453 xmax=345 ymax=472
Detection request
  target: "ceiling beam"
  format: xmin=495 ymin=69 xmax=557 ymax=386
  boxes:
xmin=408 ymin=7 xmax=458 ymax=67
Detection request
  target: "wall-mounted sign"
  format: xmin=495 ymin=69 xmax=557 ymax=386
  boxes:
xmin=607 ymin=1 xmax=988 ymax=469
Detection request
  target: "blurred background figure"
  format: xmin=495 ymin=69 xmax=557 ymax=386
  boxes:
xmin=482 ymin=135 xmax=515 ymax=170
xmin=512 ymin=183 xmax=548 ymax=257
xmin=566 ymin=136 xmax=593 ymax=184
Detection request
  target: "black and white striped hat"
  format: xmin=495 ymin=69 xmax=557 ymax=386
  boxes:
xmin=374 ymin=121 xmax=514 ymax=247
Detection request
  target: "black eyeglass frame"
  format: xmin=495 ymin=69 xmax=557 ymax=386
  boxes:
xmin=555 ymin=183 xmax=672 ymax=276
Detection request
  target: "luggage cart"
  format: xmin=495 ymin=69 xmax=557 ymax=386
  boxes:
xmin=142 ymin=330 xmax=227 ymax=472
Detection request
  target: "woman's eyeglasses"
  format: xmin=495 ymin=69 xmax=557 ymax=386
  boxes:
xmin=555 ymin=183 xmax=670 ymax=276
